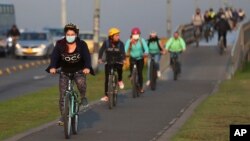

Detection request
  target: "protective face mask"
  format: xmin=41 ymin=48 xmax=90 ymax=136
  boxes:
xmin=132 ymin=34 xmax=140 ymax=40
xmin=66 ymin=35 xmax=76 ymax=43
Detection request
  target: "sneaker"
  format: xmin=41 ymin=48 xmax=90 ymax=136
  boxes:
xmin=146 ymin=80 xmax=150 ymax=86
xmin=157 ymin=71 xmax=161 ymax=78
xmin=81 ymin=97 xmax=89 ymax=108
xmin=118 ymin=81 xmax=124 ymax=89
xmin=57 ymin=117 xmax=64 ymax=126
xmin=139 ymin=88 xmax=145 ymax=93
xmin=100 ymin=96 xmax=108 ymax=102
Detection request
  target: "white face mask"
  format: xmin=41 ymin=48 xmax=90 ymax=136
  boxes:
xmin=132 ymin=34 xmax=140 ymax=40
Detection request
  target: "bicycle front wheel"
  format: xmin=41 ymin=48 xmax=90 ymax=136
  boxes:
xmin=72 ymin=95 xmax=79 ymax=134
xmin=63 ymin=93 xmax=72 ymax=139
xmin=108 ymin=75 xmax=114 ymax=109
xmin=131 ymin=68 xmax=139 ymax=98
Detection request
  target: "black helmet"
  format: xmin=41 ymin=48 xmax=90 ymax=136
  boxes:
xmin=64 ymin=23 xmax=79 ymax=35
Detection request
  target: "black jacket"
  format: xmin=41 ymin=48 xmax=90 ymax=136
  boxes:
xmin=98 ymin=39 xmax=125 ymax=63
xmin=46 ymin=37 xmax=94 ymax=75
xmin=215 ymin=19 xmax=231 ymax=33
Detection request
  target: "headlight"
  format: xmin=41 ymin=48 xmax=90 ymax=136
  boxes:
xmin=15 ymin=43 xmax=21 ymax=49
xmin=39 ymin=44 xmax=46 ymax=49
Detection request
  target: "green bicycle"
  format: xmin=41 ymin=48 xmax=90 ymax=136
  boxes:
xmin=57 ymin=70 xmax=83 ymax=139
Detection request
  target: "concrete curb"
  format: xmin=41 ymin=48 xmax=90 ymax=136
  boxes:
xmin=0 ymin=59 xmax=50 ymax=76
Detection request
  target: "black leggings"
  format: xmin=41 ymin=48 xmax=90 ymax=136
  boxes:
xmin=218 ymin=31 xmax=227 ymax=47
xmin=130 ymin=58 xmax=144 ymax=89
xmin=104 ymin=64 xmax=123 ymax=96
xmin=59 ymin=72 xmax=86 ymax=115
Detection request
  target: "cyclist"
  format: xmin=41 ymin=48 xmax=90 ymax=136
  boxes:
xmin=214 ymin=14 xmax=231 ymax=49
xmin=98 ymin=27 xmax=125 ymax=102
xmin=46 ymin=23 xmax=94 ymax=125
xmin=192 ymin=8 xmax=204 ymax=37
xmin=125 ymin=27 xmax=149 ymax=93
xmin=146 ymin=31 xmax=165 ymax=86
xmin=238 ymin=8 xmax=246 ymax=22
xmin=7 ymin=24 xmax=21 ymax=56
xmin=165 ymin=32 xmax=186 ymax=73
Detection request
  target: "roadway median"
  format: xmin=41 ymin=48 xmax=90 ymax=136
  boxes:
xmin=0 ymin=59 xmax=50 ymax=76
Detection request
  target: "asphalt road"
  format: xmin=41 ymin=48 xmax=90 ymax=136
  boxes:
xmin=11 ymin=45 xmax=231 ymax=141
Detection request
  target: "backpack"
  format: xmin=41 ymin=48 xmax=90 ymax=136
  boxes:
xmin=127 ymin=39 xmax=144 ymax=56
xmin=147 ymin=39 xmax=162 ymax=51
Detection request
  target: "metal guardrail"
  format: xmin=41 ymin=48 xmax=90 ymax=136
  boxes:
xmin=227 ymin=20 xmax=250 ymax=79
xmin=177 ymin=23 xmax=196 ymax=45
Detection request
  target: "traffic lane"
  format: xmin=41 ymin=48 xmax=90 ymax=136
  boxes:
xmin=0 ymin=64 xmax=57 ymax=102
xmin=18 ymin=79 xmax=215 ymax=141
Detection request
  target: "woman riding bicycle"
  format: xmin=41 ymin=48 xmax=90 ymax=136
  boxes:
xmin=146 ymin=31 xmax=165 ymax=86
xmin=125 ymin=27 xmax=148 ymax=93
xmin=98 ymin=27 xmax=125 ymax=102
xmin=165 ymin=32 xmax=186 ymax=71
xmin=46 ymin=23 xmax=94 ymax=125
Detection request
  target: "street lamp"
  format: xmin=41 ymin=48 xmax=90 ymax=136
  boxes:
xmin=92 ymin=0 xmax=100 ymax=72
xmin=166 ymin=0 xmax=172 ymax=37
xmin=61 ymin=0 xmax=67 ymax=27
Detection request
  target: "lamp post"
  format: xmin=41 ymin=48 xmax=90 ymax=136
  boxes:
xmin=92 ymin=0 xmax=100 ymax=72
xmin=61 ymin=0 xmax=67 ymax=27
xmin=166 ymin=0 xmax=172 ymax=37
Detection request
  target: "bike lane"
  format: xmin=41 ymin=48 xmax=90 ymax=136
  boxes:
xmin=12 ymin=45 xmax=230 ymax=141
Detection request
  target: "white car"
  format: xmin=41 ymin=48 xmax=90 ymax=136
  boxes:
xmin=15 ymin=31 xmax=54 ymax=59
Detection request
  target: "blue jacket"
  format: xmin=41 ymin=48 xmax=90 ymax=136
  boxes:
xmin=46 ymin=37 xmax=94 ymax=75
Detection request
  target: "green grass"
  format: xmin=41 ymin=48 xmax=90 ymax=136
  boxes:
xmin=0 ymin=69 xmax=147 ymax=140
xmin=171 ymin=63 xmax=250 ymax=141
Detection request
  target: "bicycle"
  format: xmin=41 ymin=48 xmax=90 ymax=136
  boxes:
xmin=170 ymin=52 xmax=181 ymax=81
xmin=218 ymin=36 xmax=225 ymax=55
xmin=130 ymin=60 xmax=140 ymax=98
xmin=56 ymin=70 xmax=83 ymax=139
xmin=194 ymin=26 xmax=201 ymax=47
xmin=106 ymin=61 xmax=121 ymax=109
xmin=149 ymin=55 xmax=157 ymax=90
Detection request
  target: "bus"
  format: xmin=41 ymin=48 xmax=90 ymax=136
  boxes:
xmin=0 ymin=3 xmax=15 ymax=37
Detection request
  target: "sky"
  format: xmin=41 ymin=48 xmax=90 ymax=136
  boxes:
xmin=2 ymin=0 xmax=250 ymax=40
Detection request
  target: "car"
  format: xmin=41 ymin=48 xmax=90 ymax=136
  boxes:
xmin=43 ymin=27 xmax=64 ymax=45
xmin=14 ymin=31 xmax=54 ymax=59
xmin=78 ymin=31 xmax=107 ymax=53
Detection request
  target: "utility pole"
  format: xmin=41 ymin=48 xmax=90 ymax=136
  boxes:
xmin=92 ymin=0 xmax=100 ymax=72
xmin=61 ymin=0 xmax=67 ymax=27
xmin=166 ymin=0 xmax=172 ymax=37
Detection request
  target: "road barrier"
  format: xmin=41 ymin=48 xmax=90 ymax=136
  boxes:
xmin=227 ymin=20 xmax=250 ymax=79
xmin=0 ymin=59 xmax=50 ymax=76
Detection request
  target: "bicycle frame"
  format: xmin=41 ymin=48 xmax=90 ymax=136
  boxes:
xmin=107 ymin=63 xmax=118 ymax=109
xmin=218 ymin=36 xmax=225 ymax=55
xmin=170 ymin=52 xmax=180 ymax=80
xmin=149 ymin=55 xmax=157 ymax=90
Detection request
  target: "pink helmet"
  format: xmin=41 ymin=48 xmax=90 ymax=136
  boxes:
xmin=131 ymin=27 xmax=141 ymax=34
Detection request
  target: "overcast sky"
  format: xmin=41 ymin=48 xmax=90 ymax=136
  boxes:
xmin=3 ymin=0 xmax=250 ymax=40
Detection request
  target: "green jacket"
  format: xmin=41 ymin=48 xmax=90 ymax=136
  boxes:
xmin=165 ymin=37 xmax=186 ymax=52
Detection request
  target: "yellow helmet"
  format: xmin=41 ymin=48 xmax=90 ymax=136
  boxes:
xmin=108 ymin=27 xmax=120 ymax=36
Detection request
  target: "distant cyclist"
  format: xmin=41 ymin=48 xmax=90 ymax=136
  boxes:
xmin=98 ymin=27 xmax=125 ymax=102
xmin=165 ymin=32 xmax=186 ymax=71
xmin=192 ymin=8 xmax=204 ymax=36
xmin=46 ymin=23 xmax=94 ymax=125
xmin=215 ymin=14 xmax=231 ymax=49
xmin=146 ymin=31 xmax=165 ymax=86
xmin=7 ymin=24 xmax=21 ymax=55
xmin=125 ymin=27 xmax=149 ymax=93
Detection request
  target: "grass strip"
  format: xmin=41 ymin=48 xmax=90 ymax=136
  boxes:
xmin=0 ymin=69 xmax=146 ymax=140
xmin=171 ymin=63 xmax=250 ymax=141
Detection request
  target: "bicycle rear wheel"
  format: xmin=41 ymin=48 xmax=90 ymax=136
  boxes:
xmin=63 ymin=93 xmax=72 ymax=139
xmin=108 ymin=75 xmax=114 ymax=109
xmin=131 ymin=67 xmax=139 ymax=98
xmin=150 ymin=59 xmax=157 ymax=90
xmin=72 ymin=95 xmax=79 ymax=134
xmin=113 ymin=75 xmax=118 ymax=107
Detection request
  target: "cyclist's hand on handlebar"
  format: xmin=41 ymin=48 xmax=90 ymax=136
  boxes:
xmin=98 ymin=59 xmax=103 ymax=64
xmin=83 ymin=68 xmax=90 ymax=74
xmin=49 ymin=68 xmax=56 ymax=74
